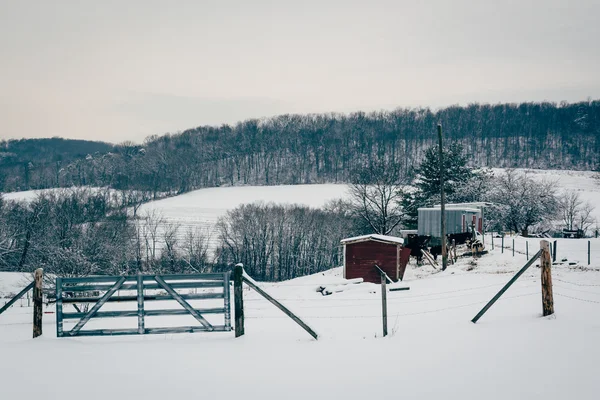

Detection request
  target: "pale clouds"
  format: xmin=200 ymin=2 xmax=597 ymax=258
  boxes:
xmin=1 ymin=0 xmax=599 ymax=143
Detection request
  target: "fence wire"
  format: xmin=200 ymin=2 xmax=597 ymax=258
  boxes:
xmin=554 ymin=292 xmax=600 ymax=304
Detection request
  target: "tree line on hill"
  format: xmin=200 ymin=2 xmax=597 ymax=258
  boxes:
xmin=1 ymin=100 xmax=599 ymax=194
xmin=0 ymin=142 xmax=596 ymax=282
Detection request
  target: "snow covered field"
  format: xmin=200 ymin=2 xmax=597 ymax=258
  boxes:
xmin=2 ymin=169 xmax=600 ymax=399
xmin=135 ymin=183 xmax=348 ymax=249
xmin=1 ymin=245 xmax=600 ymax=400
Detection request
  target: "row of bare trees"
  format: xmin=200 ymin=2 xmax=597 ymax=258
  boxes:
xmin=215 ymin=203 xmax=354 ymax=281
xmin=0 ymin=189 xmax=214 ymax=279
xmin=0 ymin=188 xmax=354 ymax=282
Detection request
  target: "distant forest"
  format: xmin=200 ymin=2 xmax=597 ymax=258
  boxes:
xmin=1 ymin=100 xmax=599 ymax=194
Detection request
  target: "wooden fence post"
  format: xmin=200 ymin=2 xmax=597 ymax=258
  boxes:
xmin=234 ymin=263 xmax=245 ymax=338
xmin=501 ymin=236 xmax=504 ymax=253
xmin=381 ymin=272 xmax=388 ymax=337
xmin=33 ymin=268 xmax=43 ymax=338
xmin=55 ymin=277 xmax=63 ymax=337
xmin=137 ymin=273 xmax=145 ymax=335
xmin=552 ymin=240 xmax=557 ymax=262
xmin=491 ymin=235 xmax=494 ymax=250
xmin=588 ymin=240 xmax=591 ymax=265
xmin=540 ymin=241 xmax=554 ymax=317
xmin=526 ymin=241 xmax=529 ymax=260
xmin=512 ymin=238 xmax=515 ymax=257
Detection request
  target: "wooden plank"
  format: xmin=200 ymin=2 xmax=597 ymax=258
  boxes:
xmin=61 ymin=292 xmax=224 ymax=304
xmin=234 ymin=264 xmax=244 ymax=338
xmin=374 ymin=264 xmax=394 ymax=284
xmin=137 ymin=274 xmax=145 ymax=334
xmin=540 ymin=240 xmax=554 ymax=316
xmin=61 ymin=273 xmax=226 ymax=284
xmin=420 ymin=249 xmax=439 ymax=270
xmin=145 ymin=325 xmax=230 ymax=335
xmin=68 ymin=277 xmax=127 ymax=336
xmin=56 ymin=277 xmax=63 ymax=337
xmin=390 ymin=287 xmax=410 ymax=292
xmin=396 ymin=244 xmax=400 ymax=281
xmin=223 ymin=271 xmax=231 ymax=330
xmin=63 ymin=281 xmax=224 ymax=292
xmin=242 ymin=272 xmax=318 ymax=340
xmin=154 ymin=276 xmax=214 ymax=331
xmin=146 ymin=273 xmax=226 ymax=281
xmin=33 ymin=268 xmax=43 ymax=338
xmin=62 ymin=308 xmax=227 ymax=319
xmin=72 ymin=326 xmax=231 ymax=337
xmin=0 ymin=281 xmax=34 ymax=316
xmin=471 ymin=249 xmax=542 ymax=323
xmin=61 ymin=276 xmax=128 ymax=284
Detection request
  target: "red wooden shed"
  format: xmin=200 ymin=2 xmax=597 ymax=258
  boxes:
xmin=341 ymin=234 xmax=409 ymax=283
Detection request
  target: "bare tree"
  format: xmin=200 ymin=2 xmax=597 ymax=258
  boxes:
xmin=578 ymin=202 xmax=596 ymax=235
xmin=347 ymin=161 xmax=407 ymax=235
xmin=560 ymin=191 xmax=584 ymax=230
xmin=558 ymin=190 xmax=596 ymax=234
xmin=181 ymin=227 xmax=212 ymax=273
xmin=489 ymin=170 xmax=559 ymax=236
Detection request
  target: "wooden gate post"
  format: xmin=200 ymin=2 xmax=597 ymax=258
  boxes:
xmin=540 ymin=240 xmax=554 ymax=317
xmin=234 ymin=263 xmax=245 ymax=338
xmin=33 ymin=268 xmax=43 ymax=338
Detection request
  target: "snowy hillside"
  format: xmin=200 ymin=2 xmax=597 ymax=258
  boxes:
xmin=135 ymin=183 xmax=348 ymax=249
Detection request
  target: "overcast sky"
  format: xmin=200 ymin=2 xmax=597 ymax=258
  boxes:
xmin=1 ymin=0 xmax=599 ymax=143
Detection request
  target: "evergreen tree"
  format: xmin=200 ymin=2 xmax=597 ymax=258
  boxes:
xmin=416 ymin=143 xmax=473 ymax=199
xmin=400 ymin=143 xmax=478 ymax=228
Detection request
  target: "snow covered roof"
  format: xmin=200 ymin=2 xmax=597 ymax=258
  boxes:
xmin=433 ymin=202 xmax=493 ymax=208
xmin=419 ymin=206 xmax=481 ymax=213
xmin=340 ymin=234 xmax=404 ymax=245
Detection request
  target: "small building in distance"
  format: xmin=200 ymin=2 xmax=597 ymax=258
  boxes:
xmin=418 ymin=207 xmax=482 ymax=237
xmin=341 ymin=234 xmax=408 ymax=283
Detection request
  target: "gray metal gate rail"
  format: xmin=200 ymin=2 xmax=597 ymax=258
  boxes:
xmin=56 ymin=273 xmax=231 ymax=337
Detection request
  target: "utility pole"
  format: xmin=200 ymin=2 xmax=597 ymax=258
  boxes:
xmin=438 ymin=124 xmax=447 ymax=271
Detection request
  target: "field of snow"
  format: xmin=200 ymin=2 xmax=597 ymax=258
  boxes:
xmin=1 ymin=246 xmax=600 ymax=399
xmin=135 ymin=184 xmax=348 ymax=249
xmin=2 ymin=169 xmax=600 ymax=399
xmin=0 ymin=272 xmax=31 ymax=299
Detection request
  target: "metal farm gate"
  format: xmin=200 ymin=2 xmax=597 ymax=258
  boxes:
xmin=56 ymin=273 xmax=231 ymax=337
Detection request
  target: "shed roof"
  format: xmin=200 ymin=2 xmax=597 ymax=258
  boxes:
xmin=340 ymin=234 xmax=404 ymax=245
xmin=418 ymin=207 xmax=481 ymax=213
xmin=434 ymin=202 xmax=493 ymax=208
